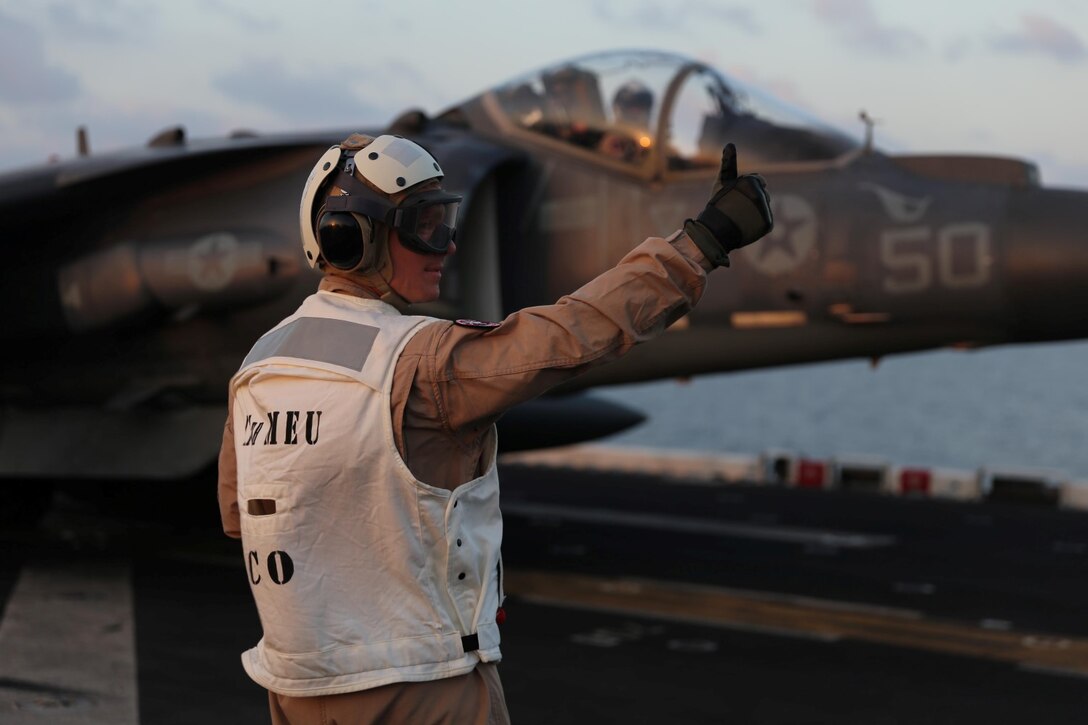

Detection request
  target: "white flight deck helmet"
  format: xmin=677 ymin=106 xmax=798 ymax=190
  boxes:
xmin=299 ymin=134 xmax=461 ymax=279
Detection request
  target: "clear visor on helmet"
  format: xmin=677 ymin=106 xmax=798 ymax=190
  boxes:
xmin=321 ymin=186 xmax=462 ymax=256
xmin=391 ymin=189 xmax=462 ymax=254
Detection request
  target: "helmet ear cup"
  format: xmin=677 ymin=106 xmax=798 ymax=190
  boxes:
xmin=317 ymin=210 xmax=370 ymax=271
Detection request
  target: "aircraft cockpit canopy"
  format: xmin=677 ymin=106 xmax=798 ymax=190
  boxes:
xmin=474 ymin=51 xmax=859 ymax=170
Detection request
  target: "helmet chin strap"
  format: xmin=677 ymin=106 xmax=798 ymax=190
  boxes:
xmin=324 ymin=223 xmax=412 ymax=311
xmin=371 ymin=224 xmax=412 ymax=311
xmin=375 ymin=279 xmax=410 ymax=311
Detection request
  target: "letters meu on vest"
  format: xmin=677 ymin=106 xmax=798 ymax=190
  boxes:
xmin=242 ymin=410 xmax=323 ymax=447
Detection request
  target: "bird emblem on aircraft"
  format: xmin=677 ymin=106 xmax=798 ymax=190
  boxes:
xmin=858 ymin=182 xmax=931 ymax=223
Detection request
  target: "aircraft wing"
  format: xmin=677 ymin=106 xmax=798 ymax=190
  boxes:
xmin=0 ymin=123 xmax=544 ymax=480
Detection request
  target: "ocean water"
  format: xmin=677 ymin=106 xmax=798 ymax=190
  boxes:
xmin=591 ymin=339 xmax=1088 ymax=480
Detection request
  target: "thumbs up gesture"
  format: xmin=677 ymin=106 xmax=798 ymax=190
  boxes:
xmin=683 ymin=144 xmax=774 ymax=267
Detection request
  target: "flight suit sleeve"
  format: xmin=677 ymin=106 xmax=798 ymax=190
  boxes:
xmin=414 ymin=232 xmax=711 ymax=441
xmin=217 ymin=388 xmax=241 ymax=539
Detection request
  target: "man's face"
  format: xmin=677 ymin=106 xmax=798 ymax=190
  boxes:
xmin=388 ymin=228 xmax=456 ymax=304
xmin=618 ymin=104 xmax=651 ymax=129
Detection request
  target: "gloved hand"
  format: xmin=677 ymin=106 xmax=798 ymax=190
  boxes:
xmin=683 ymin=143 xmax=773 ymax=267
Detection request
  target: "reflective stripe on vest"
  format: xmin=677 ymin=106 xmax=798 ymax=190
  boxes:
xmin=242 ymin=317 xmax=379 ymax=371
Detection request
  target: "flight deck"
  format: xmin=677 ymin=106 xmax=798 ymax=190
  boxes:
xmin=2 ymin=453 xmax=1087 ymax=724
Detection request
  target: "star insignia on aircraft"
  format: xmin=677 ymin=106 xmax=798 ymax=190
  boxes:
xmin=188 ymin=233 xmax=239 ymax=291
xmin=741 ymin=194 xmax=817 ymax=277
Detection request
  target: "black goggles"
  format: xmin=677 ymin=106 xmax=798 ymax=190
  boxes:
xmin=324 ymin=187 xmax=462 ymax=255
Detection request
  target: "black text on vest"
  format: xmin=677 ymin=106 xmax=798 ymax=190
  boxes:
xmin=242 ymin=411 xmax=322 ymax=447
xmin=248 ymin=550 xmax=294 ymax=586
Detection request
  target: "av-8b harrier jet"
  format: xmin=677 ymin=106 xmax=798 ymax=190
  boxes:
xmin=0 ymin=50 xmax=1085 ymax=485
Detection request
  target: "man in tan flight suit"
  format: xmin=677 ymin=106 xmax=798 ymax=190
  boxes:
xmin=218 ymin=132 xmax=772 ymax=724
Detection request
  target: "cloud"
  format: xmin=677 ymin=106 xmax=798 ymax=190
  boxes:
xmin=0 ymin=10 xmax=80 ymax=103
xmin=942 ymin=36 xmax=974 ymax=63
xmin=198 ymin=0 xmax=279 ymax=33
xmin=591 ymin=0 xmax=761 ymax=34
xmin=45 ymin=1 xmax=156 ymax=44
xmin=812 ymin=0 xmax=926 ymax=57
xmin=991 ymin=14 xmax=1086 ymax=64
xmin=213 ymin=58 xmax=392 ymax=126
xmin=354 ymin=59 xmax=465 ymax=114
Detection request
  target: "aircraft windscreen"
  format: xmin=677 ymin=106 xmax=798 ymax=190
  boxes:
xmin=727 ymin=76 xmax=854 ymax=142
xmin=489 ymin=51 xmax=683 ymax=167
xmin=485 ymin=51 xmax=858 ymax=168
xmin=668 ymin=67 xmax=859 ymax=168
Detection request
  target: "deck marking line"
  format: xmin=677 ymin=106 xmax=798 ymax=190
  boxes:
xmin=503 ymin=501 xmax=896 ymax=548
xmin=0 ymin=559 xmax=137 ymax=723
xmin=505 ymin=570 xmax=1088 ymax=676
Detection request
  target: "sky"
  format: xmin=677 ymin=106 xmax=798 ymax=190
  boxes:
xmin=1 ymin=0 xmax=1087 ymax=188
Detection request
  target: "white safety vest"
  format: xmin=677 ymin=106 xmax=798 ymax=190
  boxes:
xmin=231 ymin=291 xmax=504 ymax=696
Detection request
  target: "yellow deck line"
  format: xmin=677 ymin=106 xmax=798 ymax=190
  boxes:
xmin=506 ymin=570 xmax=1088 ymax=676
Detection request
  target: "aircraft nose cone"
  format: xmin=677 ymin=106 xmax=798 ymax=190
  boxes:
xmin=1004 ymin=186 xmax=1088 ymax=341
